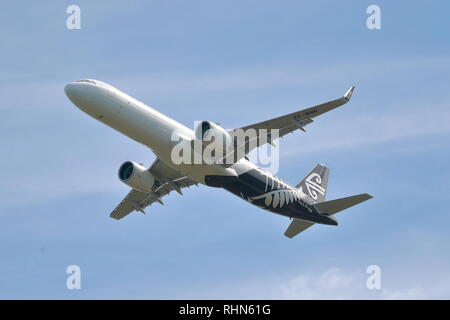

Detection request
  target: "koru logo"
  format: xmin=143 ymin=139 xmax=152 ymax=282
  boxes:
xmin=304 ymin=173 xmax=325 ymax=200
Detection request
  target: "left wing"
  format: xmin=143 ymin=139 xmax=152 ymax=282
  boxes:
xmin=110 ymin=159 xmax=198 ymax=220
xmin=225 ymin=87 xmax=355 ymax=164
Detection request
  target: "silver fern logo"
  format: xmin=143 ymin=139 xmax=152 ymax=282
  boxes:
xmin=250 ymin=188 xmax=305 ymax=209
xmin=303 ymin=173 xmax=325 ymax=200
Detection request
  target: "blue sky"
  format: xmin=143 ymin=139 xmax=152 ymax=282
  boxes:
xmin=1 ymin=1 xmax=450 ymax=299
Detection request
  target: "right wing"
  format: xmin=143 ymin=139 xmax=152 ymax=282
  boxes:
xmin=224 ymin=87 xmax=355 ymax=165
xmin=237 ymin=86 xmax=355 ymax=136
xmin=110 ymin=159 xmax=198 ymax=220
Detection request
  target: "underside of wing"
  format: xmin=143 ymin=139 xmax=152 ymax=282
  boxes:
xmin=225 ymin=87 xmax=355 ymax=164
xmin=110 ymin=159 xmax=198 ymax=220
xmin=239 ymin=86 xmax=354 ymax=135
xmin=110 ymin=189 xmax=150 ymax=220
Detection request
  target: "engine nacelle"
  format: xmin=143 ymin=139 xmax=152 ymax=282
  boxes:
xmin=194 ymin=121 xmax=236 ymax=163
xmin=118 ymin=161 xmax=155 ymax=193
xmin=195 ymin=120 xmax=232 ymax=144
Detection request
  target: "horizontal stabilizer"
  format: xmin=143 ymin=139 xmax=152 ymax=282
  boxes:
xmin=314 ymin=193 xmax=372 ymax=215
xmin=284 ymin=219 xmax=314 ymax=238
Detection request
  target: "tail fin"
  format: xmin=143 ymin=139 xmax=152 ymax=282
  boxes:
xmin=284 ymin=194 xmax=372 ymax=238
xmin=296 ymin=164 xmax=329 ymax=203
xmin=314 ymin=194 xmax=373 ymax=215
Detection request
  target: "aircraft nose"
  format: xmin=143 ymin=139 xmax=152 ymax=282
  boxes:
xmin=64 ymin=80 xmax=109 ymax=117
xmin=64 ymin=82 xmax=81 ymax=102
xmin=64 ymin=81 xmax=95 ymax=109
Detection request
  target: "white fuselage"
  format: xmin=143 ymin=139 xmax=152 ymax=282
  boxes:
xmin=65 ymin=79 xmax=365 ymax=227
xmin=65 ymin=79 xmax=343 ymax=226
xmin=65 ymin=79 xmax=240 ymax=184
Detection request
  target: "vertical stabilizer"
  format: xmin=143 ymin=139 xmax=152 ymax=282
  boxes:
xmin=296 ymin=164 xmax=329 ymax=203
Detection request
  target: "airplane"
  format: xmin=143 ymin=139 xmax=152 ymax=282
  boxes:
xmin=65 ymin=79 xmax=372 ymax=238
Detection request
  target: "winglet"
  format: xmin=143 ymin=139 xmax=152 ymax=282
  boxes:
xmin=343 ymin=86 xmax=355 ymax=101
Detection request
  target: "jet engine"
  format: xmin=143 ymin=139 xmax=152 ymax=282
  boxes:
xmin=195 ymin=121 xmax=232 ymax=144
xmin=194 ymin=121 xmax=238 ymax=164
xmin=118 ymin=161 xmax=155 ymax=193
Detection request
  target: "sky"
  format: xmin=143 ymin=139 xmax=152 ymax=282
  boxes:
xmin=0 ymin=1 xmax=450 ymax=299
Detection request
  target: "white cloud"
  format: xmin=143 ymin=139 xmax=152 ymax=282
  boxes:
xmin=278 ymin=268 xmax=450 ymax=300
xmin=180 ymin=266 xmax=450 ymax=300
xmin=382 ymin=288 xmax=425 ymax=300
xmin=281 ymin=99 xmax=450 ymax=157
xmin=280 ymin=268 xmax=355 ymax=299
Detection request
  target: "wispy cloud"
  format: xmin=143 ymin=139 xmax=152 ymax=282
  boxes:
xmin=280 ymin=268 xmax=355 ymax=299
xmin=382 ymin=288 xmax=425 ymax=300
xmin=180 ymin=267 xmax=450 ymax=300
xmin=279 ymin=269 xmax=427 ymax=300
xmin=113 ymin=55 xmax=450 ymax=95
xmin=281 ymin=99 xmax=450 ymax=157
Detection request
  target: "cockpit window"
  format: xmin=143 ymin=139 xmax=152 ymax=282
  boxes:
xmin=76 ymin=79 xmax=96 ymax=84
